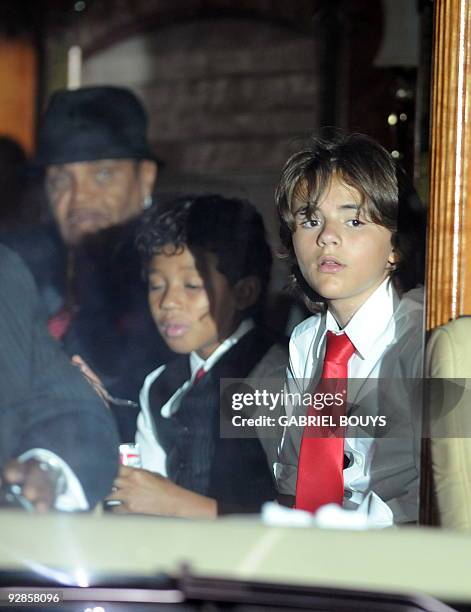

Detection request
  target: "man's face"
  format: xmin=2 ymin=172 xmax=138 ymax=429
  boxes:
xmin=291 ymin=175 xmax=396 ymax=326
xmin=46 ymin=159 xmax=156 ymax=246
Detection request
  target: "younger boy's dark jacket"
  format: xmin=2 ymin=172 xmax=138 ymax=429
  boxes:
xmin=147 ymin=327 xmax=287 ymax=514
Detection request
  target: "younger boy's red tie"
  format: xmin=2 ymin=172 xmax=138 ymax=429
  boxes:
xmin=294 ymin=331 xmax=355 ymax=512
xmin=193 ymin=366 xmax=206 ymax=385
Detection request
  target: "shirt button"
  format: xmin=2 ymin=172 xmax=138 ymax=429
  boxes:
xmin=355 ymin=455 xmax=363 ymax=467
xmin=179 ymin=461 xmax=185 ymax=469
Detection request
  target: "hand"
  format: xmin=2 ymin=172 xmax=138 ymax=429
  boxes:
xmin=1 ymin=459 xmax=60 ymax=513
xmin=105 ymin=465 xmax=217 ymax=519
xmin=71 ymin=354 xmax=109 ymax=407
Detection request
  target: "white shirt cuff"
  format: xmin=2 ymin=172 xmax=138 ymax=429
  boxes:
xmin=18 ymin=449 xmax=89 ymax=512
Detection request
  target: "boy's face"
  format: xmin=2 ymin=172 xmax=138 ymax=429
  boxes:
xmin=147 ymin=246 xmax=239 ymax=359
xmin=291 ymin=175 xmax=395 ymax=326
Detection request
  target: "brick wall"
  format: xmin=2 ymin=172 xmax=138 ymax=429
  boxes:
xmin=80 ymin=17 xmax=320 ymax=296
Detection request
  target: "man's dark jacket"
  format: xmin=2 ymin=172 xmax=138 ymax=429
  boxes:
xmin=1 ymin=219 xmax=171 ymax=441
xmin=0 ymin=244 xmax=119 ymax=507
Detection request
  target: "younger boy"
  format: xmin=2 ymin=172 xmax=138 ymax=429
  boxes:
xmin=106 ymin=195 xmax=283 ymax=517
xmin=274 ymin=132 xmax=426 ymax=524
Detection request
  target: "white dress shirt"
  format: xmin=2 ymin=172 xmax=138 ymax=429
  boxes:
xmin=276 ymin=279 xmax=424 ymax=524
xmin=136 ymin=319 xmax=255 ymax=475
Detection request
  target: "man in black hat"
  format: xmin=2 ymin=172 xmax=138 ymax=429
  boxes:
xmin=39 ymin=86 xmax=158 ymax=246
xmin=1 ymin=86 xmax=171 ymax=441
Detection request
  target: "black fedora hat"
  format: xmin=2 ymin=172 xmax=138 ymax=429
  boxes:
xmin=34 ymin=86 xmax=159 ymax=167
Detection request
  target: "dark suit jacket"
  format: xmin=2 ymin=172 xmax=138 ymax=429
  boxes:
xmin=149 ymin=328 xmax=288 ymax=514
xmin=0 ymin=244 xmax=119 ymax=507
xmin=0 ymin=221 xmax=172 ymax=441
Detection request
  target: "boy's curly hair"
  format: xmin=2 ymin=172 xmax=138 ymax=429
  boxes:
xmin=136 ymin=194 xmax=272 ymax=320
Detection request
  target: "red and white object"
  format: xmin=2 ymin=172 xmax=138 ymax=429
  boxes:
xmin=119 ymin=443 xmax=142 ymax=468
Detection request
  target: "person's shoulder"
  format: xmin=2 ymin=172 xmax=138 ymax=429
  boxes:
xmin=0 ymin=245 xmax=41 ymax=333
xmin=0 ymin=222 xmax=60 ymax=251
xmin=248 ymin=341 xmax=289 ymax=380
xmin=0 ymin=243 xmax=34 ymax=290
xmin=141 ymin=355 xmax=190 ymax=408
xmin=232 ymin=326 xmax=288 ymax=368
xmin=141 ymin=363 xmax=168 ymax=393
xmin=395 ymin=285 xmax=424 ymax=330
xmin=247 ymin=325 xmax=289 ymax=355
xmin=145 ymin=354 xmax=190 ymax=388
xmin=385 ymin=285 xmax=425 ymax=377
xmin=246 ymin=326 xmax=288 ymax=347
xmin=0 ymin=242 xmax=21 ymax=267
xmin=398 ymin=285 xmax=424 ymax=310
xmin=290 ymin=312 xmax=322 ymax=343
xmin=0 ymin=223 xmax=64 ymax=275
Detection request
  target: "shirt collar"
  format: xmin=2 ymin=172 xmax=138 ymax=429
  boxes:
xmin=324 ymin=278 xmax=398 ymax=360
xmin=189 ymin=318 xmax=255 ymax=379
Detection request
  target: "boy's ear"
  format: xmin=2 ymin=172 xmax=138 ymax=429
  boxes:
xmin=387 ymin=247 xmax=398 ymax=270
xmin=233 ymin=276 xmax=261 ymax=311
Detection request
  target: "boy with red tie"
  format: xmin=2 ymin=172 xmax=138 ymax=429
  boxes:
xmin=274 ymin=132 xmax=426 ymax=524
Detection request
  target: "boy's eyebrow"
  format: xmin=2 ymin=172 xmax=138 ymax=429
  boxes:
xmin=292 ymin=203 xmax=310 ymax=216
xmin=339 ymin=203 xmax=361 ymax=212
xmin=292 ymin=202 xmax=360 ymax=216
xmin=148 ymin=265 xmax=197 ymax=274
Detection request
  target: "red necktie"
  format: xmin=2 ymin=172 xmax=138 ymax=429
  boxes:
xmin=47 ymin=304 xmax=74 ymax=340
xmin=294 ymin=331 xmax=355 ymax=512
xmin=193 ymin=366 xmax=206 ymax=385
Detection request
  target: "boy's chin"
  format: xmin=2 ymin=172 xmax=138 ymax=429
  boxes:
xmin=309 ymin=282 xmax=345 ymax=302
xmin=161 ymin=332 xmax=224 ymax=359
xmin=163 ymin=340 xmax=192 ymax=355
